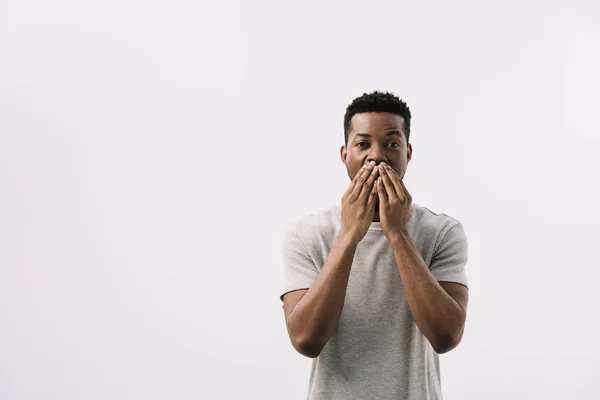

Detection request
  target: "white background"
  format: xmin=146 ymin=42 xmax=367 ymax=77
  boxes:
xmin=1 ymin=0 xmax=599 ymax=399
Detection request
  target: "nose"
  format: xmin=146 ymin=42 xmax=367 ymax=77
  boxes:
xmin=367 ymin=146 xmax=387 ymax=166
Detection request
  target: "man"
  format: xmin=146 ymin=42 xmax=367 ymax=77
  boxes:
xmin=279 ymin=91 xmax=469 ymax=399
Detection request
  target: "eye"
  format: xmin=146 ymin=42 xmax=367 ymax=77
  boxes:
xmin=356 ymin=142 xmax=400 ymax=149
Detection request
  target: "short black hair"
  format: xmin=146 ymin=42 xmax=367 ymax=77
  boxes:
xmin=344 ymin=91 xmax=411 ymax=146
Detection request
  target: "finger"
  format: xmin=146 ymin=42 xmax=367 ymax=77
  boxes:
xmin=367 ymin=177 xmax=378 ymax=208
xmin=351 ymin=161 xmax=375 ymax=197
xmin=376 ymin=176 xmax=387 ymax=202
xmin=399 ymin=179 xmax=412 ymax=202
xmin=378 ymin=164 xmax=397 ymax=200
xmin=359 ymin=164 xmax=380 ymax=199
xmin=383 ymin=164 xmax=404 ymax=200
xmin=346 ymin=162 xmax=373 ymax=196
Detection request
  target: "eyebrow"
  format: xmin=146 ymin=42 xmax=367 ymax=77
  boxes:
xmin=354 ymin=130 xmax=403 ymax=139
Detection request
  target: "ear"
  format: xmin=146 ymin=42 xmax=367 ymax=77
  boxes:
xmin=407 ymin=143 xmax=413 ymax=163
xmin=340 ymin=145 xmax=347 ymax=165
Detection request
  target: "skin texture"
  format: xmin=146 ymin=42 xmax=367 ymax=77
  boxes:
xmin=376 ymin=160 xmax=469 ymax=353
xmin=282 ymin=163 xmax=379 ymax=358
xmin=340 ymin=112 xmax=412 ymax=222
xmin=283 ymin=112 xmax=469 ymax=356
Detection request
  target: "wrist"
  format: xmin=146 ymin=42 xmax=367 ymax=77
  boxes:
xmin=337 ymin=228 xmax=361 ymax=247
xmin=386 ymin=228 xmax=410 ymax=243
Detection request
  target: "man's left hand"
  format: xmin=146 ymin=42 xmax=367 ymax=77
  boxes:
xmin=376 ymin=162 xmax=412 ymax=239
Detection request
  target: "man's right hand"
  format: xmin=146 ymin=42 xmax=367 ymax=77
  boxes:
xmin=339 ymin=161 xmax=380 ymax=245
xmin=284 ymin=163 xmax=380 ymax=357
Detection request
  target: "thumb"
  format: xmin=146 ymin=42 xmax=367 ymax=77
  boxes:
xmin=367 ymin=184 xmax=378 ymax=208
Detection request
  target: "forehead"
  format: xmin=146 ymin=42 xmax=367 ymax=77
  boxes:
xmin=349 ymin=112 xmax=405 ymax=135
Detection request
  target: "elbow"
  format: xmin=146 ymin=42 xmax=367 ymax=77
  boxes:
xmin=432 ymin=327 xmax=464 ymax=354
xmin=286 ymin=314 xmax=326 ymax=358
xmin=288 ymin=322 xmax=325 ymax=358
xmin=291 ymin=334 xmax=324 ymax=358
xmin=432 ymin=337 xmax=459 ymax=354
xmin=286 ymin=308 xmax=335 ymax=358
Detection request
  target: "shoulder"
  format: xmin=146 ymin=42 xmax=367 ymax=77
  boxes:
xmin=409 ymin=203 xmax=465 ymax=246
xmin=283 ymin=203 xmax=340 ymax=244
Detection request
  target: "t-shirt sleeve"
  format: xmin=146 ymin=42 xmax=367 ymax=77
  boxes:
xmin=429 ymin=222 xmax=469 ymax=287
xmin=279 ymin=222 xmax=319 ymax=302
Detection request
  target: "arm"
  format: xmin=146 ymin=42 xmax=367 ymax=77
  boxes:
xmin=282 ymin=161 xmax=381 ymax=358
xmin=388 ymin=231 xmax=469 ymax=354
xmin=283 ymin=231 xmax=359 ymax=358
xmin=375 ymin=162 xmax=469 ymax=354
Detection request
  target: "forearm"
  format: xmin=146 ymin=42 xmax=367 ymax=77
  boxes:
xmin=286 ymin=230 xmax=358 ymax=357
xmin=389 ymin=231 xmax=466 ymax=353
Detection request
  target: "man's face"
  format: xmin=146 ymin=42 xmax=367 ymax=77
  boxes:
xmin=340 ymin=112 xmax=412 ymax=184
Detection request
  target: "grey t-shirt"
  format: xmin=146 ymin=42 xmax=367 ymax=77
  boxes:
xmin=280 ymin=201 xmax=469 ymax=400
